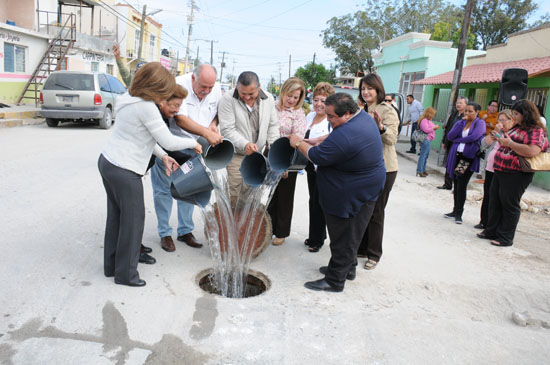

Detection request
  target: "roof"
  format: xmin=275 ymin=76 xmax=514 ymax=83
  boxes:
xmin=413 ymin=56 xmax=550 ymax=85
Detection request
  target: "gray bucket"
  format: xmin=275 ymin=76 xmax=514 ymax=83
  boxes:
xmin=290 ymin=150 xmax=308 ymax=171
xmin=170 ymin=151 xmax=214 ymax=197
xmin=268 ymin=136 xmax=308 ymax=172
xmin=240 ymin=152 xmax=268 ymax=186
xmin=268 ymin=137 xmax=294 ymax=172
xmin=197 ymin=136 xmax=235 ymax=170
xmin=170 ymin=186 xmax=212 ymax=207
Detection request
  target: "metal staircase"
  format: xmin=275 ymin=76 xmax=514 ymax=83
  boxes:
xmin=17 ymin=14 xmax=76 ymax=106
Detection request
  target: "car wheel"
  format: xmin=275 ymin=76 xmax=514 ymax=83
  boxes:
xmin=45 ymin=118 xmax=59 ymax=127
xmin=99 ymin=107 xmax=113 ymax=129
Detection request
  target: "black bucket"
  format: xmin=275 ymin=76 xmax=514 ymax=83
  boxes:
xmin=197 ymin=136 xmax=235 ymax=170
xmin=240 ymin=152 xmax=268 ymax=186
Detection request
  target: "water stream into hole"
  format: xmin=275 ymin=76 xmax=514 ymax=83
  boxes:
xmin=199 ymin=168 xmax=282 ymax=298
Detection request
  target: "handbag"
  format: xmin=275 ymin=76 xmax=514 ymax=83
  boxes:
xmin=454 ymin=157 xmax=471 ymax=176
xmin=519 ymin=152 xmax=550 ymax=172
xmin=412 ymin=127 xmax=428 ymax=144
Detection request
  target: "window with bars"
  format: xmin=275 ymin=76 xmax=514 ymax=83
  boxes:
xmin=4 ymin=43 xmax=26 ymax=72
xmin=134 ymin=29 xmax=141 ymax=57
xmin=149 ymin=34 xmax=155 ymax=60
xmin=91 ymin=62 xmax=99 ymax=72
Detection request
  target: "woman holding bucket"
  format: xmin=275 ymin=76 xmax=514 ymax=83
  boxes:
xmin=356 ymin=74 xmax=400 ymax=270
xmin=303 ymin=82 xmax=334 ymax=252
xmin=267 ymin=77 xmax=307 ymax=246
xmin=98 ymin=62 xmax=202 ymax=287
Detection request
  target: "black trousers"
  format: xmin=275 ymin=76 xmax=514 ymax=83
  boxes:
xmin=409 ymin=122 xmax=417 ymax=151
xmin=484 ymin=171 xmax=533 ymax=245
xmin=98 ymin=154 xmax=144 ymax=283
xmin=324 ymin=201 xmax=376 ymax=289
xmin=452 ymin=168 xmax=474 ymax=218
xmin=267 ymin=171 xmax=298 ymax=238
xmin=357 ymin=171 xmax=397 ymax=262
xmin=305 ymin=162 xmax=326 ymax=248
xmin=480 ymin=171 xmax=494 ymax=226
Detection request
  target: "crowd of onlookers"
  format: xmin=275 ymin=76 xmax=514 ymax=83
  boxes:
xmin=96 ymin=50 xmax=548 ymax=291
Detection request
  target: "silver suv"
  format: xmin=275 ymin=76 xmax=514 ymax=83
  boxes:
xmin=40 ymin=71 xmax=126 ymax=129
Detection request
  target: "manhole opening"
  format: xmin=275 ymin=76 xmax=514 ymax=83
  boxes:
xmin=196 ymin=268 xmax=271 ymax=298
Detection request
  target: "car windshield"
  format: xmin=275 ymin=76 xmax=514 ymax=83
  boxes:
xmin=333 ymin=86 xmax=359 ymax=101
xmin=44 ymin=73 xmax=94 ymax=91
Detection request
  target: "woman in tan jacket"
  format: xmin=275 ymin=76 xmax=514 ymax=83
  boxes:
xmin=356 ymin=74 xmax=399 ymax=270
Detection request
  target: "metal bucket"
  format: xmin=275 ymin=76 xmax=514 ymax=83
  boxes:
xmin=197 ymin=136 xmax=235 ymax=170
xmin=240 ymin=152 xmax=268 ymax=187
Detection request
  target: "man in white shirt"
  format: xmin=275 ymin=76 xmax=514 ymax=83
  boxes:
xmin=151 ymin=64 xmax=222 ymax=252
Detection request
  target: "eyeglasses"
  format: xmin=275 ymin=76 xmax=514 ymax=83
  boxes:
xmin=384 ymin=99 xmax=392 ymax=102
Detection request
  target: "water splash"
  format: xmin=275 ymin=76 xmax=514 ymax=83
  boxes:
xmin=198 ymin=168 xmax=282 ymax=298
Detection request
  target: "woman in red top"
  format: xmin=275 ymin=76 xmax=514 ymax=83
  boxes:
xmin=477 ymin=100 xmax=548 ymax=247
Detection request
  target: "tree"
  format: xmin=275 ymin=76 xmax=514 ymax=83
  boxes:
xmin=322 ymin=0 xmax=462 ymax=74
xmin=224 ymin=74 xmax=235 ymax=85
xmin=294 ymin=62 xmax=335 ymax=90
xmin=267 ymin=76 xmax=278 ymax=96
xmin=530 ymin=13 xmax=550 ymax=29
xmin=470 ymin=0 xmax=538 ymax=50
xmin=431 ymin=21 xmax=475 ymax=48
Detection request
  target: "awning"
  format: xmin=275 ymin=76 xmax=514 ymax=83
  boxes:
xmin=413 ymin=56 xmax=550 ymax=85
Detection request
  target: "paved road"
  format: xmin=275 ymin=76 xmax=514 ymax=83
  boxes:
xmin=1 ymin=123 xmax=549 ymax=364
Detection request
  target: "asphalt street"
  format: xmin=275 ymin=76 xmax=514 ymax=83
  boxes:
xmin=1 ymin=123 xmax=549 ymax=364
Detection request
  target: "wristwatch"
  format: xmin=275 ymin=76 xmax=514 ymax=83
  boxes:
xmin=295 ymin=141 xmax=301 ymax=148
xmin=379 ymin=125 xmax=386 ymax=134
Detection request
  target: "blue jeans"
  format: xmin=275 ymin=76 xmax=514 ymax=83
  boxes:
xmin=150 ymin=157 xmax=194 ymax=238
xmin=416 ymin=139 xmax=431 ymax=173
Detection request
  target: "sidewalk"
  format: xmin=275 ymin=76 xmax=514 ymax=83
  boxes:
xmin=0 ymin=104 xmax=43 ymax=128
xmin=395 ymin=135 xmax=550 ymax=210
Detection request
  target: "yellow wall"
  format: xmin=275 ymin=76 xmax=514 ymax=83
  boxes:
xmin=468 ymin=26 xmax=550 ymax=65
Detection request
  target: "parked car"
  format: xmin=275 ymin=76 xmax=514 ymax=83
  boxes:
xmin=40 ymin=71 xmax=126 ymax=129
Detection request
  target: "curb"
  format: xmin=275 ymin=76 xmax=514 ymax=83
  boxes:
xmin=0 ymin=118 xmax=44 ymax=128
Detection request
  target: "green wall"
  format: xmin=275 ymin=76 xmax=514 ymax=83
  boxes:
xmin=0 ymin=81 xmax=27 ymax=104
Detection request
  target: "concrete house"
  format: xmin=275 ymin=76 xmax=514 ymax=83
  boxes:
xmin=414 ymin=24 xmax=550 ymax=190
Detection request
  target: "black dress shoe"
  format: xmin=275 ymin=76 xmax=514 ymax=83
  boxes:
xmin=139 ymin=252 xmax=156 ymax=264
xmin=177 ymin=233 xmax=203 ymax=248
xmin=141 ymin=244 xmax=152 ymax=253
xmin=473 ymin=223 xmax=485 ymax=229
xmin=437 ymin=185 xmax=452 ymax=190
xmin=319 ymin=266 xmax=356 ymax=280
xmin=304 ymin=278 xmax=343 ymax=292
xmin=444 ymin=212 xmax=455 ymax=219
xmin=406 ymin=150 xmax=416 ymax=154
xmin=115 ymin=278 xmax=146 ymax=287
xmin=477 ymin=231 xmax=495 ymax=240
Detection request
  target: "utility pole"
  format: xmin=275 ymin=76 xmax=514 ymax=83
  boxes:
xmin=137 ymin=5 xmax=146 ymax=61
xmin=310 ymin=53 xmax=316 ymax=87
xmin=289 ymin=54 xmax=291 ymax=78
xmin=195 ymin=45 xmax=199 ymax=67
xmin=184 ymin=0 xmax=199 ymax=73
xmin=278 ymin=62 xmax=282 ymax=90
xmin=219 ymin=51 xmax=226 ymax=83
xmin=210 ymin=40 xmax=214 ymax=65
xmin=231 ymin=59 xmax=236 ymax=87
xmin=444 ymin=0 xmax=475 ymax=127
xmin=137 ymin=5 xmax=161 ymax=62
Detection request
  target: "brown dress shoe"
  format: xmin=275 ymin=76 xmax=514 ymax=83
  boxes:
xmin=177 ymin=233 xmax=203 ymax=248
xmin=161 ymin=236 xmax=175 ymax=252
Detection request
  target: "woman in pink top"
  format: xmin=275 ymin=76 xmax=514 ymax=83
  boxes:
xmin=476 ymin=110 xmax=514 ymax=229
xmin=268 ymin=77 xmax=307 ymax=245
xmin=416 ymin=107 xmax=439 ymax=177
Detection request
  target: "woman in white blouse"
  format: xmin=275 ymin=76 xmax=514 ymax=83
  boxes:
xmin=98 ymin=62 xmax=201 ymax=287
xmin=303 ymin=82 xmax=334 ymax=252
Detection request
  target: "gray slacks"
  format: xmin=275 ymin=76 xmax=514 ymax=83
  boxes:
xmin=98 ymin=154 xmax=144 ymax=283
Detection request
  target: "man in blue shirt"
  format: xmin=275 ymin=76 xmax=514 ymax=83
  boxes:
xmin=289 ymin=93 xmax=386 ymax=292
xmin=404 ymin=94 xmax=424 ymax=153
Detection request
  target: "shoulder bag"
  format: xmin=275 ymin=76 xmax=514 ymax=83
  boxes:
xmin=519 ymin=152 xmax=550 ymax=172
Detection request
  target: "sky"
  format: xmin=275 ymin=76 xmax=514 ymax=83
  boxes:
xmin=122 ymin=0 xmax=550 ymax=87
